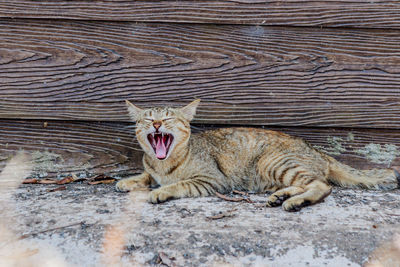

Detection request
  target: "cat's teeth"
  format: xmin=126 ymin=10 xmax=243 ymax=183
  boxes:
xmin=161 ymin=132 xmax=164 ymax=138
xmin=151 ymin=133 xmax=155 ymax=138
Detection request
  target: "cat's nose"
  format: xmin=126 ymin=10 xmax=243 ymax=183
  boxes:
xmin=153 ymin=121 xmax=162 ymax=131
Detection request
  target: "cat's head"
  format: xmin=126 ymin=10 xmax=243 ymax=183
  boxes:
xmin=125 ymin=99 xmax=200 ymax=161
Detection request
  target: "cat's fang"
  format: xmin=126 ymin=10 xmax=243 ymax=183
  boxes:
xmin=147 ymin=132 xmax=174 ymax=160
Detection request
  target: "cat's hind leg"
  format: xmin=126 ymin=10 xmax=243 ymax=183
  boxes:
xmin=258 ymin=152 xmax=331 ymax=211
xmin=281 ymin=179 xmax=332 ymax=212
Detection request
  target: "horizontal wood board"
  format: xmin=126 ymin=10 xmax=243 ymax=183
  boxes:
xmin=1 ymin=20 xmax=400 ymax=128
xmin=0 ymin=120 xmax=142 ymax=177
xmin=1 ymin=120 xmax=400 ymax=178
xmin=1 ymin=1 xmax=400 ymax=29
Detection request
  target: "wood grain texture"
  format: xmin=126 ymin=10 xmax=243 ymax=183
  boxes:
xmin=1 ymin=20 xmax=400 ymax=128
xmin=1 ymin=120 xmax=399 ymax=178
xmin=1 ymin=1 xmax=400 ymax=29
xmin=0 ymin=120 xmax=142 ymax=177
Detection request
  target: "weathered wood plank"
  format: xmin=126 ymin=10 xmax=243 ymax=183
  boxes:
xmin=0 ymin=120 xmax=142 ymax=178
xmin=1 ymin=1 xmax=400 ymax=29
xmin=1 ymin=120 xmax=399 ymax=178
xmin=1 ymin=20 xmax=400 ymax=128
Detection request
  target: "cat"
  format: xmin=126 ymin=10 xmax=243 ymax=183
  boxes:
xmin=116 ymin=99 xmax=400 ymax=211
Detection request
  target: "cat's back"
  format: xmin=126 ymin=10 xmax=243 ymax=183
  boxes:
xmin=192 ymin=127 xmax=294 ymax=153
xmin=189 ymin=127 xmax=301 ymax=176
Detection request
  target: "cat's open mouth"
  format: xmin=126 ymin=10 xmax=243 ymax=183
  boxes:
xmin=147 ymin=132 xmax=174 ymax=160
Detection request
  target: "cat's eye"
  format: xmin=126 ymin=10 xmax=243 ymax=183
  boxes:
xmin=144 ymin=118 xmax=153 ymax=122
xmin=163 ymin=118 xmax=174 ymax=122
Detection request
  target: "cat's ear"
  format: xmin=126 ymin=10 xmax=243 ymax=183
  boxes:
xmin=180 ymin=99 xmax=200 ymax=121
xmin=125 ymin=100 xmax=142 ymax=121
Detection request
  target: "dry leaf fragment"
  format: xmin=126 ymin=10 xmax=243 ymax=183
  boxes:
xmin=57 ymin=176 xmax=75 ymax=185
xmin=92 ymin=174 xmax=114 ymax=181
xmin=88 ymin=174 xmax=116 ymax=185
xmin=22 ymin=178 xmax=38 ymax=184
xmin=47 ymin=186 xmax=67 ymax=192
xmin=37 ymin=179 xmax=58 ymax=184
xmin=88 ymin=179 xmax=116 ymax=185
xmin=71 ymin=174 xmax=88 ymax=183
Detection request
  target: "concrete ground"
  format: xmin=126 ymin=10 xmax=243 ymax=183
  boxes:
xmin=2 ymin=182 xmax=400 ymax=267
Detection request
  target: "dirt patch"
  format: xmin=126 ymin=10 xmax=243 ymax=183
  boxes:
xmin=4 ymin=182 xmax=400 ymax=266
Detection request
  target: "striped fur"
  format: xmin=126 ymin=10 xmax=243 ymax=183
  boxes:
xmin=116 ymin=100 xmax=399 ymax=212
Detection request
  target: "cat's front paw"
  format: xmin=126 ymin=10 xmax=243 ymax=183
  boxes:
xmin=115 ymin=177 xmax=148 ymax=193
xmin=115 ymin=179 xmax=146 ymax=193
xmin=149 ymin=189 xmax=174 ymax=204
xmin=115 ymin=180 xmax=131 ymax=192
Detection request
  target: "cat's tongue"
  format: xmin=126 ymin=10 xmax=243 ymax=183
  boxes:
xmin=155 ymin=136 xmax=167 ymax=159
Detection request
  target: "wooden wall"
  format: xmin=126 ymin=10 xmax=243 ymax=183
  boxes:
xmin=1 ymin=1 xmax=400 ymax=178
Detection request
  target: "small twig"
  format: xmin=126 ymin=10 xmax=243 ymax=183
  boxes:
xmin=216 ymin=191 xmax=254 ymax=203
xmin=233 ymin=191 xmax=254 ymax=202
xmin=206 ymin=208 xmax=237 ymax=220
xmin=215 ymin=192 xmax=244 ymax=202
xmin=232 ymin=190 xmax=249 ymax=196
xmin=19 ymin=221 xmax=91 ymax=240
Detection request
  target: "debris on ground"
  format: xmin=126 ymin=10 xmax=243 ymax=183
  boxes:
xmin=206 ymin=208 xmax=237 ymax=220
xmin=22 ymin=173 xmax=116 ymax=186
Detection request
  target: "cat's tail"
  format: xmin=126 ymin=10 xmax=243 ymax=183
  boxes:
xmin=326 ymin=156 xmax=400 ymax=190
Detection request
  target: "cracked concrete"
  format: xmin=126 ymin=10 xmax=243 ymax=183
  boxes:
xmin=3 ymin=183 xmax=400 ymax=266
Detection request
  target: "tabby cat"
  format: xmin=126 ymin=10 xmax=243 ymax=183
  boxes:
xmin=116 ymin=99 xmax=399 ymax=211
